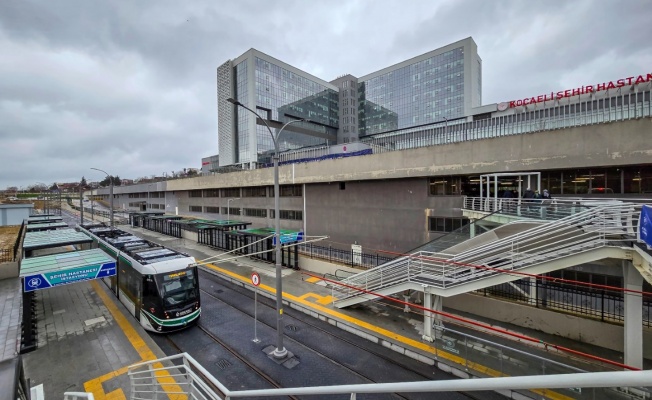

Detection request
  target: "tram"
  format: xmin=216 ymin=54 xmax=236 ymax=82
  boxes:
xmin=79 ymin=224 xmax=200 ymax=332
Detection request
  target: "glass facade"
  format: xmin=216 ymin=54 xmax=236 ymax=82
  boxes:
xmin=358 ymin=46 xmax=465 ymax=136
xmin=235 ymin=61 xmax=249 ymax=163
xmin=251 ymin=57 xmax=338 ymax=161
xmin=429 ymin=165 xmax=652 ymax=196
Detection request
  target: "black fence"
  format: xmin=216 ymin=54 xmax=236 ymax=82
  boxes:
xmin=0 ymin=223 xmax=25 ymax=263
xmin=298 ymin=243 xmax=395 ymax=270
xmin=479 ymin=277 xmax=652 ymax=327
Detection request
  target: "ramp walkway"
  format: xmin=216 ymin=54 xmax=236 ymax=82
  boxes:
xmin=333 ymin=202 xmax=641 ymax=307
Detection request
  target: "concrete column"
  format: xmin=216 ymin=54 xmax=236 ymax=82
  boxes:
xmin=623 ymin=260 xmax=643 ymax=369
xmin=469 ymin=221 xmax=476 ymax=238
xmin=422 ymin=287 xmax=443 ymax=343
xmin=422 ymin=287 xmax=433 ymax=342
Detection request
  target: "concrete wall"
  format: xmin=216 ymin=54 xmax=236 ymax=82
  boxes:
xmin=166 ymin=118 xmax=652 ymax=190
xmin=305 ymin=178 xmax=462 ymax=252
xmin=444 ymin=293 xmax=652 ymax=359
xmin=96 ymin=118 xmax=652 ymax=252
xmin=0 ymin=261 xmax=19 ymax=279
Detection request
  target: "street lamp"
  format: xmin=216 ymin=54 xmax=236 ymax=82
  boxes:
xmin=90 ymin=168 xmax=114 ymax=228
xmin=227 ymin=97 xmax=309 ymax=359
xmin=227 ymin=198 xmax=240 ymax=221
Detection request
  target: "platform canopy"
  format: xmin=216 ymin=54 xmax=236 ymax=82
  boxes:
xmin=26 ymin=215 xmax=63 ymax=224
xmin=20 ymin=249 xmax=116 ymax=292
xmin=25 ymin=222 xmax=69 ymax=232
xmin=23 ymin=228 xmax=92 ymax=253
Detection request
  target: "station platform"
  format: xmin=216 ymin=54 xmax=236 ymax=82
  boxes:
xmin=9 ymin=209 xmax=649 ymax=399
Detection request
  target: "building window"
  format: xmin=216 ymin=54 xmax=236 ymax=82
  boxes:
xmin=243 ymin=187 xmax=267 ymax=197
xmin=204 ymin=189 xmax=220 ymax=197
xmin=428 ymin=217 xmax=469 ymax=233
xmin=276 ymin=185 xmax=302 ymax=197
xmin=189 ymin=190 xmax=202 ymax=198
xmin=269 ymin=209 xmax=303 ymax=221
xmin=428 ymin=177 xmax=461 ymax=195
xmin=189 ymin=205 xmax=203 ymax=212
xmin=205 ymin=206 xmax=220 ymax=213
xmin=222 ymin=188 xmax=240 ymax=198
xmin=222 ymin=206 xmax=241 ymax=216
xmin=244 ymin=208 xmax=267 ymax=218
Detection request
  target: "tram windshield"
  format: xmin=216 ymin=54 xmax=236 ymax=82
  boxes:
xmin=156 ymin=268 xmax=199 ymax=307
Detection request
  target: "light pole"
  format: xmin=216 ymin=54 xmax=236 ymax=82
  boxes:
xmin=227 ymin=198 xmax=240 ymax=221
xmin=91 ymin=168 xmax=114 ymax=228
xmin=227 ymin=97 xmax=309 ymax=359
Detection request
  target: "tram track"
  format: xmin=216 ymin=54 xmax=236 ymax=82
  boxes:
xmin=175 ymin=268 xmax=499 ymax=400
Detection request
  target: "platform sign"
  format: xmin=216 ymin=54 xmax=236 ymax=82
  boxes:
xmin=251 ymin=272 xmax=261 ymax=287
xmin=23 ymin=261 xmax=117 ymax=292
xmin=272 ymin=231 xmax=304 ymax=246
xmin=352 ymin=244 xmax=362 ymax=265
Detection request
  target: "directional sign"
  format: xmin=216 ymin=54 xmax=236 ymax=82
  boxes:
xmin=23 ymin=261 xmax=117 ymax=292
xmin=272 ymin=231 xmax=304 ymax=246
xmin=251 ymin=272 xmax=261 ymax=287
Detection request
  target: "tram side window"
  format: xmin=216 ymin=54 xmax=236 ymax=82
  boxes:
xmin=119 ymin=267 xmax=140 ymax=301
xmin=142 ymin=275 xmax=160 ymax=310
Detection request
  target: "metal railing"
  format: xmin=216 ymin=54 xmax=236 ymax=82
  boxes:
xmin=128 ymin=352 xmax=652 ymax=400
xmin=298 ymin=242 xmax=395 ymax=269
xmin=479 ymin=277 xmax=652 ymax=327
xmin=333 ymin=203 xmax=641 ymax=303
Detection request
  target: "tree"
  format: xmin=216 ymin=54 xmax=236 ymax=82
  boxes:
xmin=99 ymin=175 xmax=122 ymax=187
xmin=80 ymin=176 xmax=88 ymax=189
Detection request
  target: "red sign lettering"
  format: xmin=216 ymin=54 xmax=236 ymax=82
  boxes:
xmin=506 ymin=73 xmax=652 ymax=108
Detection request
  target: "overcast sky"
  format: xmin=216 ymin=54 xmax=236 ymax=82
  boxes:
xmin=1 ymin=0 xmax=650 ymax=189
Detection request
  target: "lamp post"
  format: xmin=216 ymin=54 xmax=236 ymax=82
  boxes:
xmin=90 ymin=168 xmax=114 ymax=228
xmin=227 ymin=198 xmax=240 ymax=222
xmin=227 ymin=97 xmax=309 ymax=359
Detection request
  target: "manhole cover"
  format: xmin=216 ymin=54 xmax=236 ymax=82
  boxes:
xmin=285 ymin=325 xmax=299 ymax=332
xmin=215 ymin=359 xmax=232 ymax=370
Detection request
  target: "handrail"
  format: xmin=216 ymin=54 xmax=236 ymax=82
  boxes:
xmin=334 ymin=203 xmax=641 ymax=302
xmin=128 ymin=353 xmax=652 ymax=399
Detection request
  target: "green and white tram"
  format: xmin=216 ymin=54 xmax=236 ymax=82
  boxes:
xmin=79 ymin=224 xmax=200 ymax=332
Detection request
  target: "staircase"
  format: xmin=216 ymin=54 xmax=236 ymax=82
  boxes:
xmin=334 ymin=203 xmax=642 ymax=308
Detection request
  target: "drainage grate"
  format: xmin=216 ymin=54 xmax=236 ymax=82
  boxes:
xmin=215 ymin=359 xmax=232 ymax=370
xmin=285 ymin=325 xmax=299 ymax=332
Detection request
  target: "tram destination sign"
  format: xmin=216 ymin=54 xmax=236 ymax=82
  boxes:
xmin=23 ymin=261 xmax=117 ymax=292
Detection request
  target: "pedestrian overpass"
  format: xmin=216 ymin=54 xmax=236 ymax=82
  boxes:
xmin=331 ymin=198 xmax=651 ymax=368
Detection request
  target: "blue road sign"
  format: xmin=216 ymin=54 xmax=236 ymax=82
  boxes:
xmin=23 ymin=261 xmax=117 ymax=292
xmin=272 ymin=231 xmax=304 ymax=246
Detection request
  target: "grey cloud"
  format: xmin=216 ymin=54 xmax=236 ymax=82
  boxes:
xmin=0 ymin=0 xmax=649 ymax=189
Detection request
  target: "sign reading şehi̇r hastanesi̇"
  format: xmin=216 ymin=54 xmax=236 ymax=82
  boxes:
xmin=505 ymin=73 xmax=652 ymax=109
xmin=23 ymin=261 xmax=117 ymax=292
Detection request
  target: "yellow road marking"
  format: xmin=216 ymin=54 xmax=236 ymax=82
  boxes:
xmin=86 ymin=280 xmax=187 ymax=400
xmin=299 ymin=293 xmax=336 ymax=305
xmin=203 ymin=263 xmax=573 ymax=400
xmin=305 ymin=276 xmax=321 ymax=283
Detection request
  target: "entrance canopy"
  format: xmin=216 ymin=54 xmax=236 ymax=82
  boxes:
xmin=20 ymin=249 xmax=116 ymax=292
